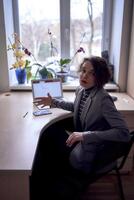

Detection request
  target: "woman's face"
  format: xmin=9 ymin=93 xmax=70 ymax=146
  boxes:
xmin=79 ymin=61 xmax=96 ymax=89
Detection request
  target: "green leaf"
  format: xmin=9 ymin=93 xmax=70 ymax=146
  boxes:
xmin=27 ymin=71 xmax=32 ymax=81
xmin=59 ymin=58 xmax=71 ymax=67
xmin=47 ymin=71 xmax=53 ymax=78
xmin=25 ymin=60 xmax=31 ymax=67
xmin=39 ymin=67 xmax=48 ymax=77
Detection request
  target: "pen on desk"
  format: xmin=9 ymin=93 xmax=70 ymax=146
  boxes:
xmin=23 ymin=112 xmax=28 ymax=118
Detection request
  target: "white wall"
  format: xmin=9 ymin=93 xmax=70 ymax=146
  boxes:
xmin=110 ymin=0 xmax=124 ymax=83
xmin=127 ymin=2 xmax=134 ymax=98
xmin=0 ymin=0 xmax=9 ymax=92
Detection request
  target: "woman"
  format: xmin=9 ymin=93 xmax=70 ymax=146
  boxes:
xmin=31 ymin=56 xmax=130 ymax=199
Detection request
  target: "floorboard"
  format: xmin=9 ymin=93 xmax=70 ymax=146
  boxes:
xmin=81 ymin=168 xmax=134 ymax=200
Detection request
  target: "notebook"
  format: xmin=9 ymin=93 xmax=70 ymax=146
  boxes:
xmin=32 ymin=78 xmax=63 ymax=114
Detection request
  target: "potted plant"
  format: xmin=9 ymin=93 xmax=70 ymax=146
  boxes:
xmin=47 ymin=30 xmax=85 ymax=83
xmin=7 ymin=33 xmax=33 ymax=84
xmin=56 ymin=58 xmax=71 ymax=82
xmin=31 ymin=63 xmax=56 ymax=80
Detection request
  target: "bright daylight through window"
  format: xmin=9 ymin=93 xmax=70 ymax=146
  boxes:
xmin=14 ymin=0 xmax=103 ymax=86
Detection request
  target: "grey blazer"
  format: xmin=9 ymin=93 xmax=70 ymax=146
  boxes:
xmin=52 ymin=87 xmax=130 ymax=173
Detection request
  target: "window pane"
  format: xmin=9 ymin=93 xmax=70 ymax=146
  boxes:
xmin=15 ymin=0 xmax=103 ymax=85
xmin=18 ymin=0 xmax=60 ymax=65
xmin=70 ymin=0 xmax=103 ymax=70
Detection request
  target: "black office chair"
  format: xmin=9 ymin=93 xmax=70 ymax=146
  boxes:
xmin=54 ymin=117 xmax=134 ymax=200
xmin=81 ymin=130 xmax=134 ymax=200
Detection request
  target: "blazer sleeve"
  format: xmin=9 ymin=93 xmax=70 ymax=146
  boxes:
xmin=83 ymin=95 xmax=130 ymax=143
xmin=51 ymin=87 xmax=80 ymax=112
xmin=51 ymin=98 xmax=74 ymax=112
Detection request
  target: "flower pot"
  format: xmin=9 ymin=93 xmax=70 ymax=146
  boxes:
xmin=15 ymin=68 xmax=26 ymax=84
xmin=56 ymin=71 xmax=68 ymax=83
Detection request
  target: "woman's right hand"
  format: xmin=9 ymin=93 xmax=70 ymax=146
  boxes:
xmin=33 ymin=93 xmax=52 ymax=108
xmin=66 ymin=132 xmax=84 ymax=147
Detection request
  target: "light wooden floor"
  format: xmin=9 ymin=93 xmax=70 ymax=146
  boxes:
xmin=81 ymin=169 xmax=134 ymax=200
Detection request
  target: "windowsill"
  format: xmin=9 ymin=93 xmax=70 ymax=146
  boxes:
xmin=62 ymin=80 xmax=119 ymax=91
xmin=10 ymin=80 xmax=119 ymax=92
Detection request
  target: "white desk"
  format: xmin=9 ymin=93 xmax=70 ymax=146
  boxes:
xmin=0 ymin=91 xmax=134 ymax=200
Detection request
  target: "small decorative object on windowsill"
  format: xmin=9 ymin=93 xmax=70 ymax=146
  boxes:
xmin=7 ymin=33 xmax=35 ymax=84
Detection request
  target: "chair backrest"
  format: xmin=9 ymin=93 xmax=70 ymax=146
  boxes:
xmin=92 ymin=131 xmax=134 ymax=173
xmin=117 ymin=131 xmax=134 ymax=170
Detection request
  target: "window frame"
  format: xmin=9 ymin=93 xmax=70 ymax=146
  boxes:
xmin=102 ymin=0 xmax=113 ymax=52
xmin=10 ymin=0 xmax=113 ymax=90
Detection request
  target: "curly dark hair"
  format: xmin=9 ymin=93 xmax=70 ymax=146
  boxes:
xmin=79 ymin=56 xmax=111 ymax=88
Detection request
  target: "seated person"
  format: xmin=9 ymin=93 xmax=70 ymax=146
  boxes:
xmin=31 ymin=56 xmax=130 ymax=200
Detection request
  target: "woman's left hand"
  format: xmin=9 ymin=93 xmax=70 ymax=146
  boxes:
xmin=66 ymin=132 xmax=84 ymax=147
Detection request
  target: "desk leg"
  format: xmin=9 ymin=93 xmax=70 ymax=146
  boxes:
xmin=0 ymin=171 xmax=30 ymax=200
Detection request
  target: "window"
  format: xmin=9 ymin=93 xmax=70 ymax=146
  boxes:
xmin=11 ymin=0 xmax=104 ymax=87
xmin=70 ymin=0 xmax=103 ymax=75
xmin=18 ymin=0 xmax=60 ymax=63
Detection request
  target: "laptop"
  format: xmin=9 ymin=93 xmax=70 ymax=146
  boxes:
xmin=31 ymin=78 xmax=63 ymax=115
xmin=32 ymin=78 xmax=63 ymax=99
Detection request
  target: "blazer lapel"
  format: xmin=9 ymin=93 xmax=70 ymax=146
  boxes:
xmin=74 ymin=88 xmax=83 ymax=129
xmin=80 ymin=87 xmax=98 ymax=129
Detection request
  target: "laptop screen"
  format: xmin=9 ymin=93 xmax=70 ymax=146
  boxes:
xmin=32 ymin=79 xmax=63 ymax=99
